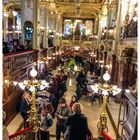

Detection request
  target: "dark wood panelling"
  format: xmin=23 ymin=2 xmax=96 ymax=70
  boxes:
xmin=3 ymin=50 xmax=38 ymax=125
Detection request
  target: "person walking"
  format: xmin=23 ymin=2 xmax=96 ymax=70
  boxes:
xmin=69 ymin=95 xmax=78 ymax=112
xmin=66 ymin=103 xmax=93 ymax=140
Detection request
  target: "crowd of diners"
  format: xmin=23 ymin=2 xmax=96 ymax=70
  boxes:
xmin=3 ymin=40 xmax=32 ymax=54
xmin=3 ymin=50 xmax=102 ymax=140
xmin=19 ymin=65 xmax=96 ymax=140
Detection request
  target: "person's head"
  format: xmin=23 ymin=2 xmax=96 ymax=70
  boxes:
xmin=24 ymin=41 xmax=28 ymax=46
xmin=60 ymin=69 xmax=64 ymax=74
xmin=22 ymin=92 xmax=31 ymax=101
xmin=45 ymin=102 xmax=54 ymax=114
xmin=72 ymin=103 xmax=83 ymax=114
xmin=13 ymin=41 xmax=17 ymax=46
xmin=71 ymin=95 xmax=77 ymax=102
xmin=60 ymin=97 xmax=66 ymax=108
xmin=3 ymin=42 xmax=7 ymax=47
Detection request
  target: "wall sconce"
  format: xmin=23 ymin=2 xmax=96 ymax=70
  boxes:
xmin=12 ymin=11 xmax=17 ymax=16
xmin=133 ymin=16 xmax=138 ymax=22
xmin=3 ymin=12 xmax=9 ymax=17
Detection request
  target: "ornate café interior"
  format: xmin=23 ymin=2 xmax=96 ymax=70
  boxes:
xmin=2 ymin=0 xmax=137 ymax=140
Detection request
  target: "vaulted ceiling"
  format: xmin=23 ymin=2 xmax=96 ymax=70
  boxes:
xmin=40 ymin=0 xmax=105 ymax=19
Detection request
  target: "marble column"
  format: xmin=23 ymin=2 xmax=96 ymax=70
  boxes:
xmin=111 ymin=55 xmax=116 ymax=84
xmin=93 ymin=18 xmax=98 ymax=35
xmin=13 ymin=16 xmax=16 ymax=38
xmin=43 ymin=8 xmax=48 ymax=48
xmin=114 ymin=60 xmax=119 ymax=85
xmin=3 ymin=16 xmax=8 ymax=41
xmin=97 ymin=15 xmax=102 ymax=49
xmin=53 ymin=14 xmax=57 ymax=46
xmin=112 ymin=0 xmax=122 ymax=54
xmin=33 ymin=0 xmax=38 ymax=50
xmin=21 ymin=0 xmax=25 ymax=44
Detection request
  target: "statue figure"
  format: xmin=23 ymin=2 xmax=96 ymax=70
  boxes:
xmin=74 ymin=23 xmax=81 ymax=40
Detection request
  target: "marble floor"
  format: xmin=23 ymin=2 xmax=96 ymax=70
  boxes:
xmin=53 ymin=77 xmax=116 ymax=139
xmin=7 ymin=67 xmax=121 ymax=139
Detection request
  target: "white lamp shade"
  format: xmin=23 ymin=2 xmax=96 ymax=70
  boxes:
xmin=18 ymin=83 xmax=26 ymax=90
xmin=117 ymin=88 xmax=122 ymax=93
xmin=125 ymin=89 xmax=130 ymax=93
xmin=102 ymin=90 xmax=109 ymax=96
xmin=103 ymin=71 xmax=110 ymax=81
xmin=13 ymin=81 xmax=18 ymax=86
xmin=23 ymin=80 xmax=28 ymax=85
xmin=93 ymin=87 xmax=99 ymax=93
xmin=29 ymin=86 xmax=35 ymax=92
xmin=30 ymin=67 xmax=37 ymax=77
xmin=41 ymin=80 xmax=46 ymax=84
xmin=113 ymin=85 xmax=117 ymax=90
xmin=113 ymin=90 xmax=118 ymax=96
xmin=40 ymin=85 xmax=45 ymax=90
xmin=44 ymin=82 xmax=49 ymax=87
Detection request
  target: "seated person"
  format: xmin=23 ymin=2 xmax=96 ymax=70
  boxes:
xmin=3 ymin=41 xmax=9 ymax=54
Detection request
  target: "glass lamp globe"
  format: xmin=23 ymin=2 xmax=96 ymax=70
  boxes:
xmin=103 ymin=71 xmax=110 ymax=82
xmin=30 ymin=67 xmax=37 ymax=78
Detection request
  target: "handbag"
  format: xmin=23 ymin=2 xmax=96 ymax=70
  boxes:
xmin=64 ymin=126 xmax=70 ymax=140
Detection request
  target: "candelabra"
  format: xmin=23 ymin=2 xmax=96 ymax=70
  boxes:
xmin=17 ymin=67 xmax=49 ymax=131
xmin=92 ymin=71 xmax=122 ymax=136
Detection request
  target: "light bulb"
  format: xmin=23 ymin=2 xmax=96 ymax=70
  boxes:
xmin=3 ymin=12 xmax=9 ymax=17
xmin=30 ymin=67 xmax=37 ymax=77
xmin=103 ymin=71 xmax=110 ymax=81
xmin=133 ymin=16 xmax=138 ymax=22
xmin=12 ymin=11 xmax=17 ymax=16
xmin=4 ymin=79 xmax=9 ymax=84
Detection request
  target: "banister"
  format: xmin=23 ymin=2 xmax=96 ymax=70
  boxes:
xmin=9 ymin=126 xmax=32 ymax=139
xmin=101 ymin=131 xmax=113 ymax=140
xmin=4 ymin=50 xmax=35 ymax=58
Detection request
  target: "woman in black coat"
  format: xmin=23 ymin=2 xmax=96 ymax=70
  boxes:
xmin=66 ymin=103 xmax=93 ymax=140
